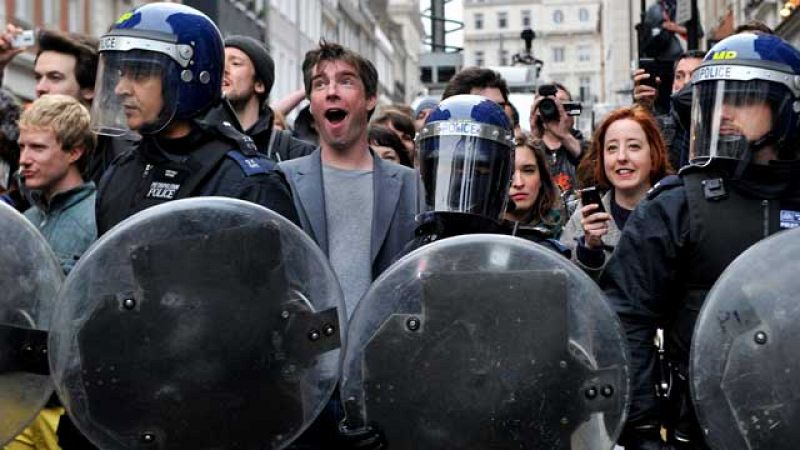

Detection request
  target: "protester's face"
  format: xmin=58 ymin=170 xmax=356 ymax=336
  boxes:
xmin=384 ymin=121 xmax=415 ymax=159
xmin=18 ymin=126 xmax=79 ymax=196
xmin=223 ymin=47 xmax=264 ymax=104
xmin=114 ymin=66 xmax=164 ymax=131
xmin=373 ymin=144 xmax=400 ymax=164
xmin=673 ymin=57 xmax=703 ymax=93
xmin=34 ymin=51 xmax=82 ymax=100
xmin=509 ymin=145 xmax=541 ymax=216
xmin=309 ymin=60 xmax=377 ymax=151
xmin=603 ymin=118 xmax=653 ymax=194
xmin=470 ymin=86 xmax=506 ymax=107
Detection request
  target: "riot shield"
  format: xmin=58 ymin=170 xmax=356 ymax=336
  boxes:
xmin=49 ymin=197 xmax=344 ymax=450
xmin=341 ymin=234 xmax=629 ymax=449
xmin=0 ymin=202 xmax=63 ymax=444
xmin=691 ymin=227 xmax=800 ymax=450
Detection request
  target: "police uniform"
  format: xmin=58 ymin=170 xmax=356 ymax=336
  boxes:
xmin=97 ymin=120 xmax=299 ymax=235
xmin=603 ymin=33 xmax=800 ymax=449
xmin=405 ymin=211 xmax=570 ymax=258
xmin=602 ymin=159 xmax=800 ymax=447
xmin=406 ymin=95 xmax=573 ymax=257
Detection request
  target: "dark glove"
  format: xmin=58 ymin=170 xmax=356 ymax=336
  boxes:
xmin=336 ymin=423 xmax=387 ymax=450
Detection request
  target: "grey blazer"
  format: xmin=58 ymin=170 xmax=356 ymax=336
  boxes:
xmin=278 ymin=148 xmax=423 ymax=279
xmin=559 ymin=190 xmax=622 ymax=280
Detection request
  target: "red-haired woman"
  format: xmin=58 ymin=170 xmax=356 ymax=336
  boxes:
xmin=560 ymin=106 xmax=673 ymax=277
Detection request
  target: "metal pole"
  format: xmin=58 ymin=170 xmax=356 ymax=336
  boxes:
xmin=686 ymin=0 xmax=699 ymax=50
xmin=431 ymin=0 xmax=446 ymax=53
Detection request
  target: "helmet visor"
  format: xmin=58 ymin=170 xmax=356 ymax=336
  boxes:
xmin=418 ymin=134 xmax=513 ymax=219
xmin=91 ymin=51 xmax=179 ymax=137
xmin=689 ymin=79 xmax=788 ymax=163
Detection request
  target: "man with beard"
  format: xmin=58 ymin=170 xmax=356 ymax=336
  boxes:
xmin=218 ymin=35 xmax=314 ymax=162
xmin=605 ymin=33 xmax=800 ymax=449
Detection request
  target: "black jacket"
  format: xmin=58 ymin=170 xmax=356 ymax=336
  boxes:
xmin=601 ymin=160 xmax=800 ymax=442
xmin=96 ymin=120 xmax=299 ymax=235
xmin=204 ymin=102 xmax=315 ymax=163
xmin=402 ymin=212 xmax=570 ymax=258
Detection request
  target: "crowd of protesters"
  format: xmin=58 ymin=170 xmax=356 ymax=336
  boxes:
xmin=0 ymin=2 xmax=794 ymax=448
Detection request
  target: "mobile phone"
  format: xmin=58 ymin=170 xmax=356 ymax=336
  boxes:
xmin=578 ymin=186 xmax=606 ymax=213
xmin=637 ymin=58 xmax=658 ymax=88
xmin=11 ymin=30 xmax=35 ymax=49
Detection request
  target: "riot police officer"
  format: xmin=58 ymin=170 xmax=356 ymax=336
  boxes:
xmin=602 ymin=33 xmax=800 ymax=449
xmin=92 ymin=2 xmax=298 ymax=234
xmin=410 ymin=94 xmax=568 ymax=254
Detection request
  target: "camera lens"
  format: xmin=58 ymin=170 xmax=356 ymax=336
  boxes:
xmin=539 ymin=98 xmax=559 ymax=122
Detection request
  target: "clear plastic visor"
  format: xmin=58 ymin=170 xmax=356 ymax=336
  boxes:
xmin=418 ymin=135 xmax=513 ymax=219
xmin=689 ymin=80 xmax=786 ymax=163
xmin=90 ymin=51 xmax=178 ymax=137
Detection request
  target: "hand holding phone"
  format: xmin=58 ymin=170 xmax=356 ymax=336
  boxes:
xmin=578 ymin=186 xmax=605 ymax=213
xmin=577 ymin=186 xmax=610 ymax=249
xmin=637 ymin=58 xmax=659 ymax=88
xmin=11 ymin=30 xmax=34 ymax=49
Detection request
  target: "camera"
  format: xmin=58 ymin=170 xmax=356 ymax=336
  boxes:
xmin=536 ymin=84 xmax=582 ymax=122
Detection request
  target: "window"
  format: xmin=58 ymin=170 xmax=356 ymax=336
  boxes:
xmin=579 ymin=8 xmax=590 ymax=22
xmin=579 ymin=76 xmax=592 ymax=101
xmin=474 ymin=13 xmax=484 ymax=30
xmin=553 ymin=9 xmax=563 ymax=24
xmin=438 ymin=66 xmax=456 ymax=83
xmin=522 ymin=10 xmax=531 ymax=28
xmin=475 ymin=50 xmax=485 ymax=67
xmin=577 ymin=45 xmax=591 ymax=62
xmin=553 ymin=47 xmax=565 ymax=63
xmin=498 ymin=12 xmax=508 ymax=29
xmin=499 ymin=49 xmax=509 ymax=66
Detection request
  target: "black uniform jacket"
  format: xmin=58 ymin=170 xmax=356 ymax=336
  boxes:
xmin=96 ymin=122 xmax=299 ymax=235
xmin=601 ymin=159 xmax=800 ymax=428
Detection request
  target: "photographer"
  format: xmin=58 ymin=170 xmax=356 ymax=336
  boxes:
xmin=530 ymin=82 xmax=585 ymax=197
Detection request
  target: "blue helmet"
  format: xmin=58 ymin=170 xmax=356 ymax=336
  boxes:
xmin=91 ymin=3 xmax=224 ymax=136
xmin=689 ymin=33 xmax=800 ymax=163
xmin=417 ymin=95 xmax=514 ymax=221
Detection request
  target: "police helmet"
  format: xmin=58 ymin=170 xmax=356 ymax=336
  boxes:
xmin=689 ymin=34 xmax=800 ymax=163
xmin=417 ymin=94 xmax=514 ymax=221
xmin=91 ymin=2 xmax=224 ymax=136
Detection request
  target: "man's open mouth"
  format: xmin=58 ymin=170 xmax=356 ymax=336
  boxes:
xmin=324 ymin=108 xmax=348 ymax=124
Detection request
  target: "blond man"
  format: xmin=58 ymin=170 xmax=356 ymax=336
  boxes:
xmin=19 ymin=94 xmax=96 ymax=274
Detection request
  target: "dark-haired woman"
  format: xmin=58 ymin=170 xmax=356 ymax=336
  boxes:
xmin=503 ymin=137 xmax=564 ymax=239
xmin=368 ymin=125 xmax=413 ymax=168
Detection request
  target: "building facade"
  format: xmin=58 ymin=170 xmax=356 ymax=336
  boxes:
xmin=269 ymin=0 xmax=423 ymax=106
xmin=0 ymin=0 xmax=421 ymax=108
xmin=463 ymin=0 xmax=604 ymax=104
xmin=0 ymin=0 xmax=139 ymax=100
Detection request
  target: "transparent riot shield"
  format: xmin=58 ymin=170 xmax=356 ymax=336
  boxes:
xmin=691 ymin=227 xmax=800 ymax=450
xmin=0 ymin=202 xmax=63 ymax=444
xmin=49 ymin=198 xmax=345 ymax=450
xmin=341 ymin=234 xmax=629 ymax=449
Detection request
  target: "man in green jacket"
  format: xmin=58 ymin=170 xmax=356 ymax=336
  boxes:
xmin=19 ymin=94 xmax=96 ymax=274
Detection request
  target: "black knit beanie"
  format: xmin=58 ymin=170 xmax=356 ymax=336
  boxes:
xmin=224 ymin=35 xmax=275 ymax=98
